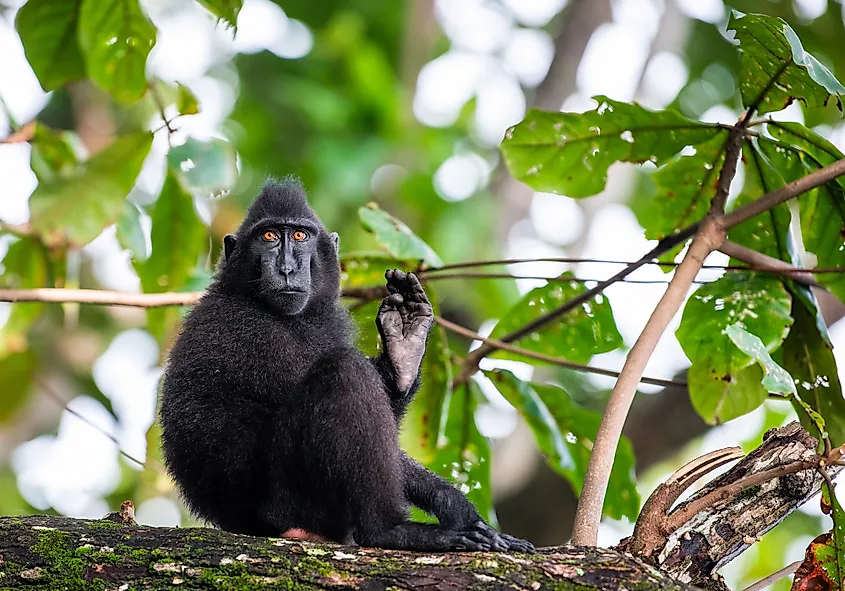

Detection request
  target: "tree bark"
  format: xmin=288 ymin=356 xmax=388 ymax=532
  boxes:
xmin=0 ymin=515 xmax=699 ymax=590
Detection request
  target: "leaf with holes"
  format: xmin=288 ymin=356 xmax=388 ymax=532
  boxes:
xmin=726 ymin=142 xmax=792 ymax=262
xmin=781 ymin=301 xmax=845 ymax=447
xmin=759 ymin=121 xmax=845 ymax=303
xmin=676 ymin=272 xmax=792 ymax=377
xmin=29 ymin=132 xmax=153 ymax=246
xmin=729 ymin=11 xmax=844 ymax=115
xmin=196 ymin=0 xmax=242 ymax=28
xmin=430 ymin=382 xmax=496 ymax=525
xmin=639 ymin=132 xmax=728 ymax=242
xmin=688 ymin=362 xmax=768 ymax=425
xmin=15 ymin=0 xmax=86 ymax=90
xmin=78 ymin=0 xmax=156 ymax=103
xmin=500 ymin=96 xmax=723 ymax=198
xmin=489 ymin=273 xmax=622 ymax=365
xmin=359 ymin=204 xmax=443 ymax=267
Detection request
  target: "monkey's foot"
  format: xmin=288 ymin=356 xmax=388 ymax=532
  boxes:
xmin=462 ymin=521 xmax=535 ymax=553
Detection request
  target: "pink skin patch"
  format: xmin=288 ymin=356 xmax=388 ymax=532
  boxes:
xmin=282 ymin=528 xmax=332 ymax=542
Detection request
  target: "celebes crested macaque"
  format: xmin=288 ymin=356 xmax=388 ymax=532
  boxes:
xmin=159 ymin=179 xmax=533 ymax=552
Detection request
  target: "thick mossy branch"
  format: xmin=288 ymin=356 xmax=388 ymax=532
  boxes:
xmin=0 ymin=515 xmax=699 ymax=590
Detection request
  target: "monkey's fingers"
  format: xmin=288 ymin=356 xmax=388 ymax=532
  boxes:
xmin=405 ymin=273 xmax=431 ymax=305
xmin=500 ymin=534 xmax=535 ymax=553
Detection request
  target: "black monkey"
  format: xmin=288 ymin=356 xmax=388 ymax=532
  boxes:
xmin=159 ymin=179 xmax=533 ymax=552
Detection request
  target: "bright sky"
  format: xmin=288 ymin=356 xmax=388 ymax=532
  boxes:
xmin=1 ymin=0 xmax=845 ymax=576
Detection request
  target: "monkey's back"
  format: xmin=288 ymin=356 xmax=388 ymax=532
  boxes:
xmin=158 ymin=289 xmax=354 ymax=533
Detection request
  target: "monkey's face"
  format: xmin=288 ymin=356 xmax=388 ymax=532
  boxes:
xmin=225 ymin=218 xmax=324 ymax=315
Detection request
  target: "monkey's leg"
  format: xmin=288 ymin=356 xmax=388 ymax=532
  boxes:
xmin=303 ymin=349 xmax=500 ymax=552
xmin=374 ymin=270 xmax=433 ymax=417
xmin=401 ymin=454 xmax=535 ymax=553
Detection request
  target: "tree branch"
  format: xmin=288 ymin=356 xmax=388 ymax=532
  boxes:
xmin=718 ymin=240 xmax=821 ymax=287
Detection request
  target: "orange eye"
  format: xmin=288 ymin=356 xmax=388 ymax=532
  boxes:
xmin=292 ymin=230 xmax=308 ymax=241
xmin=262 ymin=230 xmax=279 ymax=242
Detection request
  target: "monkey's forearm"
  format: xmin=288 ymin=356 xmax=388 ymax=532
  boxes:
xmin=370 ymin=353 xmax=421 ymax=419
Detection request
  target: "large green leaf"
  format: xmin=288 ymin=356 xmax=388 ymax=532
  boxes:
xmin=489 ymin=273 xmax=622 ymax=365
xmin=358 ymin=204 xmax=443 ymax=267
xmin=759 ymin=122 xmax=845 ymax=303
xmin=639 ymin=132 xmax=728 ymax=241
xmin=781 ymin=302 xmax=845 ymax=447
xmin=196 ymin=0 xmax=242 ymax=28
xmin=676 ymin=272 xmax=793 ymax=377
xmin=29 ymin=132 xmax=153 ymax=246
xmin=138 ymin=171 xmax=207 ymax=340
xmin=0 ymin=352 xmax=37 ymax=423
xmin=729 ymin=11 xmax=844 ymax=115
xmin=15 ymin=0 xmax=86 ymax=90
xmin=500 ymin=97 xmax=722 ymax=198
xmin=78 ymin=0 xmax=156 ymax=103
xmin=726 ymin=142 xmax=791 ymax=262
xmin=167 ymin=139 xmax=238 ymax=195
xmin=486 ymin=372 xmax=639 ymax=520
xmin=430 ymin=382 xmax=495 ymax=525
xmin=688 ymin=362 xmax=768 ymax=425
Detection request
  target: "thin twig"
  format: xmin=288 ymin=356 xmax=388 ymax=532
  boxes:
xmin=741 ymin=561 xmax=802 ymax=591
xmin=0 ymin=288 xmax=202 ymax=308
xmin=719 ymin=240 xmax=821 ymax=287
xmin=37 ymin=377 xmax=155 ymax=471
xmin=434 ymin=315 xmax=685 ymax=389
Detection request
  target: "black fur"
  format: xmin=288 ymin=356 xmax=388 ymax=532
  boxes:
xmin=159 ymin=179 xmax=533 ymax=552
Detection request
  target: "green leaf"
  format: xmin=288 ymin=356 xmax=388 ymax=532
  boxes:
xmin=640 ymin=132 xmax=728 ymax=241
xmin=759 ymin=121 xmax=845 ymax=303
xmin=29 ymin=124 xmax=81 ymax=184
xmin=358 ymin=204 xmax=443 ymax=267
xmin=486 ymin=374 xmax=639 ymax=520
xmin=401 ymin=321 xmax=452 ymax=465
xmin=430 ymin=382 xmax=495 ymax=525
xmin=781 ymin=301 xmax=845 ymax=447
xmin=30 ymin=132 xmax=153 ymax=246
xmin=138 ymin=171 xmax=205 ymax=292
xmin=500 ymin=97 xmax=723 ymax=198
xmin=729 ymin=11 xmax=844 ymax=115
xmin=0 ymin=238 xmax=48 ymax=357
xmin=489 ymin=273 xmax=622 ymax=365
xmin=688 ymin=361 xmax=768 ymax=425
xmin=350 ymin=300 xmax=380 ymax=357
xmin=15 ymin=0 xmax=86 ymax=90
xmin=137 ymin=171 xmax=206 ymax=341
xmin=676 ymin=272 xmax=793 ymax=376
xmin=78 ymin=0 xmax=156 ymax=103
xmin=196 ymin=0 xmax=242 ymax=28
xmin=340 ymin=254 xmax=414 ymax=289
xmin=726 ymin=142 xmax=792 ymax=262
xmin=176 ymin=83 xmax=200 ymax=115
xmin=0 ymin=352 xmax=37 ymax=423
xmin=116 ymin=201 xmax=148 ymax=262
xmin=725 ymin=324 xmax=797 ymax=395
xmin=167 ymin=138 xmax=238 ymax=195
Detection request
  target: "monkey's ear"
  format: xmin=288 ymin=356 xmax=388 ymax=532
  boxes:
xmin=224 ymin=235 xmax=238 ymax=260
xmin=330 ymin=232 xmax=340 ymax=255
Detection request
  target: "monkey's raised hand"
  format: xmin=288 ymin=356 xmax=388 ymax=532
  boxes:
xmin=376 ymin=270 xmax=434 ymax=393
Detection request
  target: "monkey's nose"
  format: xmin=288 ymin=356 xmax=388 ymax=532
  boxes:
xmin=279 ymin=264 xmax=294 ymax=275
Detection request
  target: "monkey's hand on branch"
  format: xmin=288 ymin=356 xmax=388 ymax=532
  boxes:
xmin=376 ymin=270 xmax=433 ymax=393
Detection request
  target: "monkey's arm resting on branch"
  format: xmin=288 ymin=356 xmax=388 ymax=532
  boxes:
xmin=0 ymin=516 xmax=696 ymax=590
